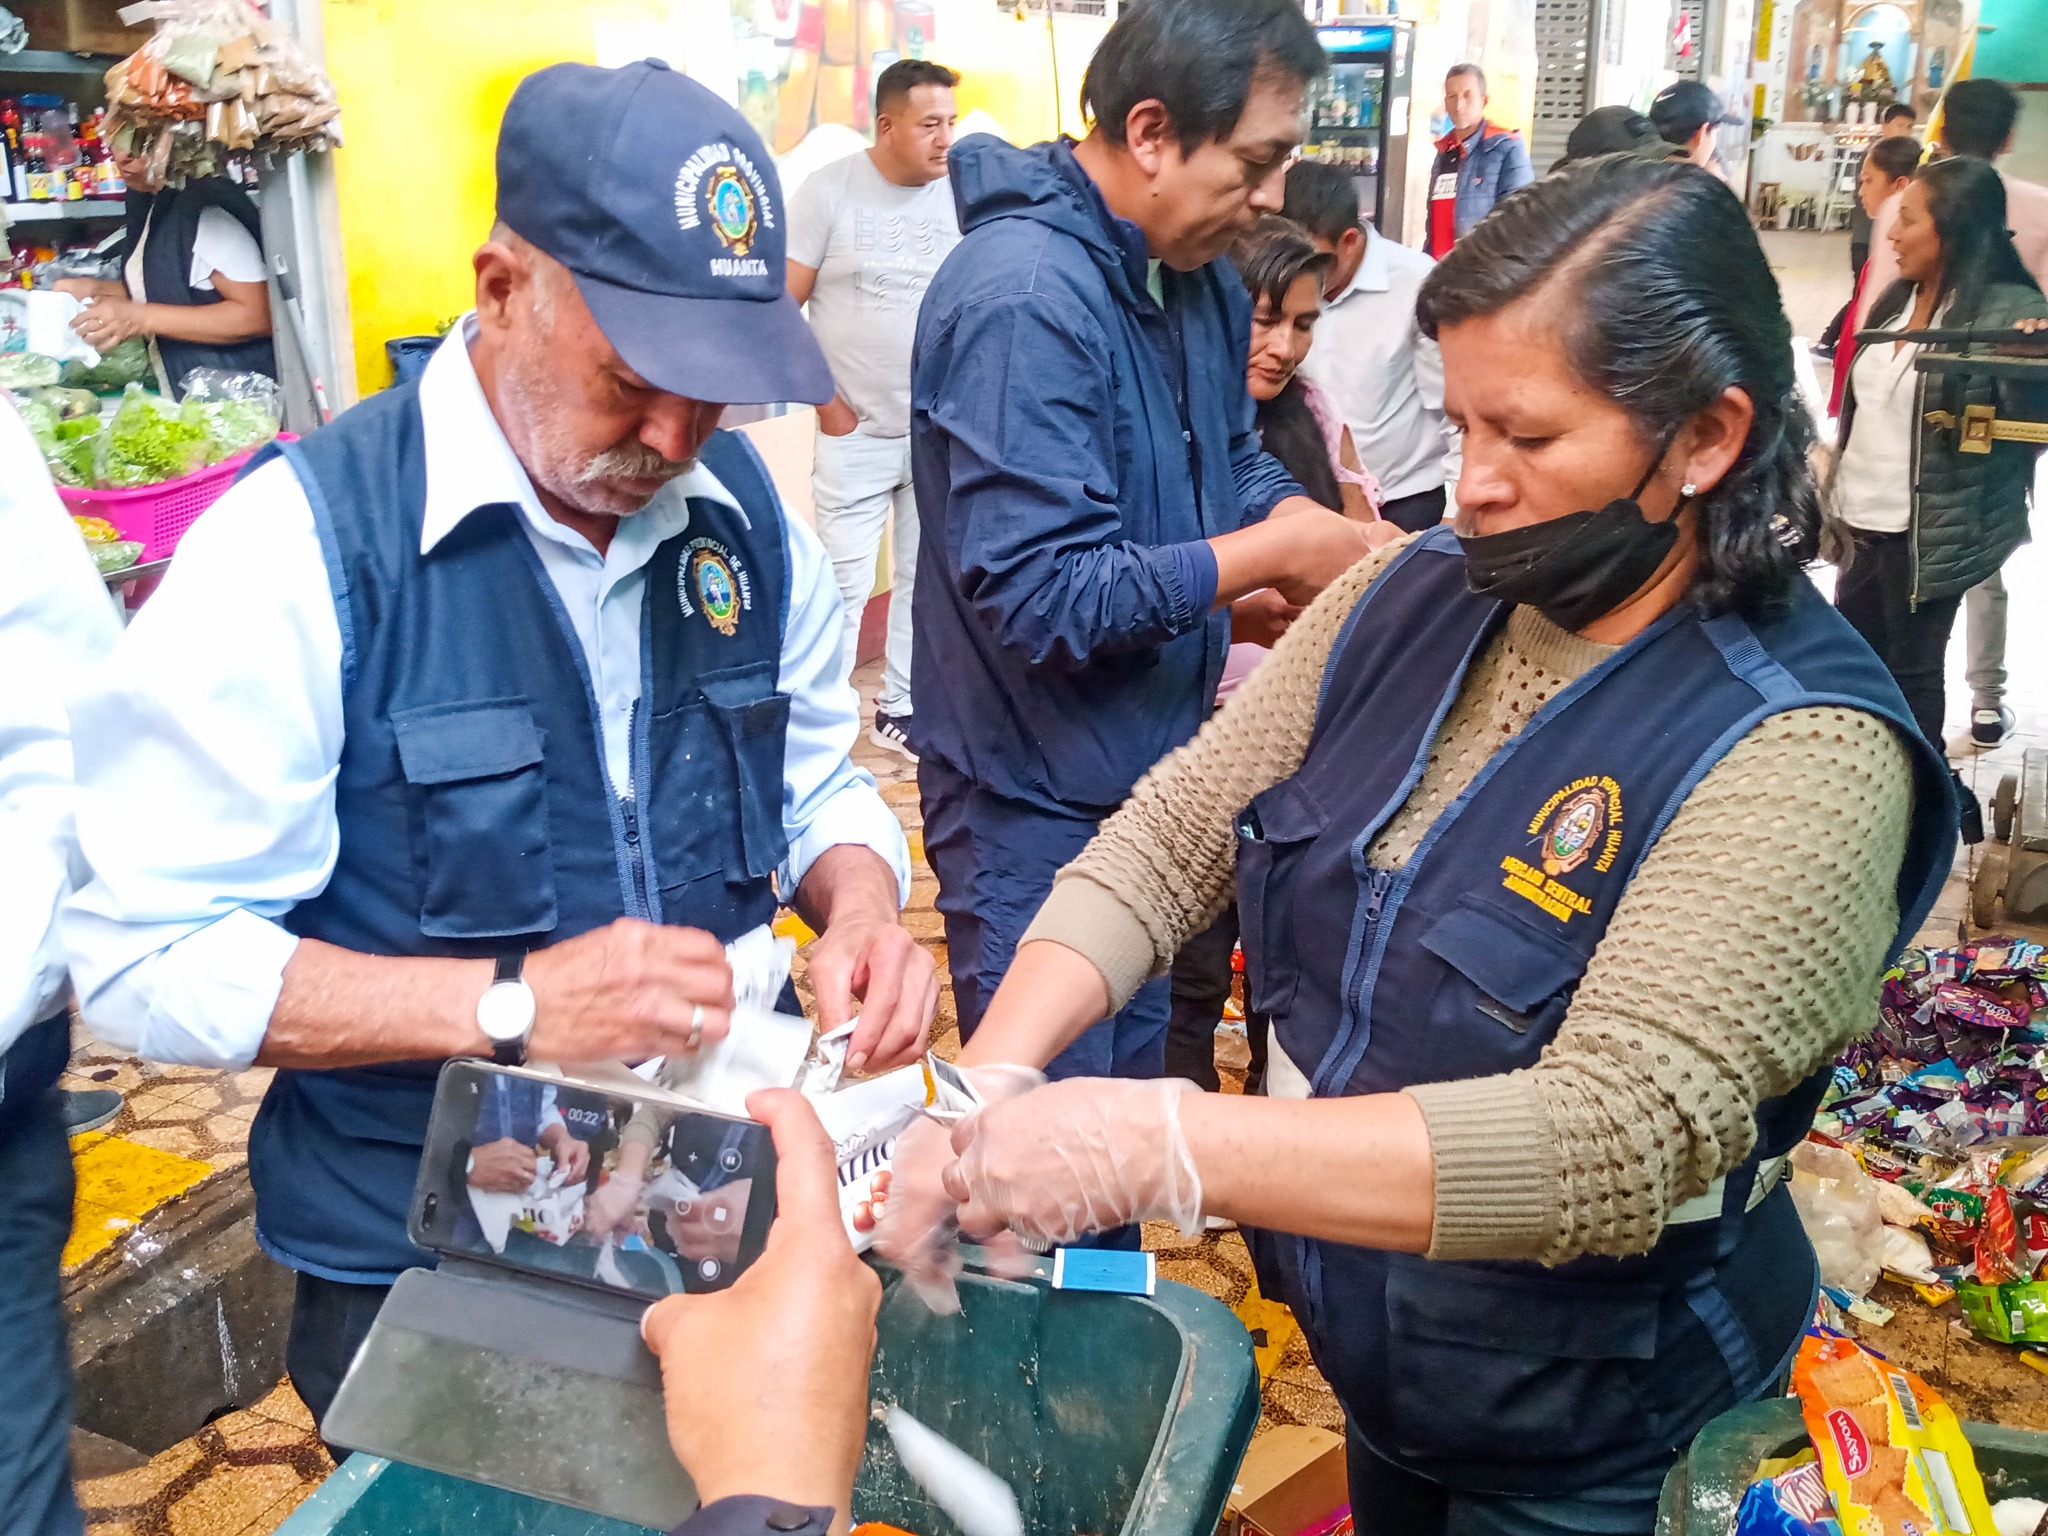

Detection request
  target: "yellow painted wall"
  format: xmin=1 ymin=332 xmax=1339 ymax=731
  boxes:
xmin=320 ymin=0 xmax=1104 ymax=397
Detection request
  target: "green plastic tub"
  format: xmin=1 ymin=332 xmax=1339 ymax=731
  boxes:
xmin=1654 ymin=1397 xmax=2048 ymax=1534
xmin=277 ymin=1264 xmax=1259 ymax=1536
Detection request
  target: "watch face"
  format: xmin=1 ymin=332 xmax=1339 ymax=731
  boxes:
xmin=477 ymin=981 xmax=535 ymax=1042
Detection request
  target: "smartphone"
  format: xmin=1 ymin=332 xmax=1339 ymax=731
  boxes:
xmin=412 ymin=1060 xmax=777 ymax=1301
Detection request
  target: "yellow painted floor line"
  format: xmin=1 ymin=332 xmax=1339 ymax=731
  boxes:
xmin=65 ymin=1132 xmax=214 ymax=1268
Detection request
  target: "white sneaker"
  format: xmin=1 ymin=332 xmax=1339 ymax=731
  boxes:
xmin=869 ymin=711 xmax=919 ymax=762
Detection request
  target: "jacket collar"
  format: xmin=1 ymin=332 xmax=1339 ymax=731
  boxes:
xmin=413 ymin=318 xmax=738 ymax=559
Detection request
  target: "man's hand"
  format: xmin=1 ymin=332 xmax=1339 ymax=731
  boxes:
xmin=1211 ymin=501 xmax=1373 ymax=611
xmin=469 ymin=1137 xmax=537 ymax=1194
xmin=539 ymin=1124 xmax=591 ymax=1184
xmin=793 ymin=846 xmax=935 ymax=1075
xmin=1230 ymin=588 xmax=1301 ymax=649
xmin=1261 ymin=504 xmax=1375 ymax=606
xmin=522 ymin=918 xmax=736 ymax=1064
xmin=642 ymin=1090 xmax=879 ymax=1532
xmin=816 ymin=395 xmax=860 ymax=437
xmin=1363 ymin=518 xmax=1407 ymax=551
xmin=72 ymin=296 xmax=147 ymax=350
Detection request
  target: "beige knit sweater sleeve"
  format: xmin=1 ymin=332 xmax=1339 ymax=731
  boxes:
xmin=1023 ymin=554 xmax=1917 ymax=1267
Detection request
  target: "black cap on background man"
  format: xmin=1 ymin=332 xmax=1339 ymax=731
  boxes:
xmin=496 ymin=59 xmax=834 ymax=406
xmin=1649 ymin=79 xmax=1743 ymax=167
xmin=1554 ymin=105 xmax=1681 ymax=171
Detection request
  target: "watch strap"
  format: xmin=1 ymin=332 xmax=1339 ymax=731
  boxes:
xmin=488 ymin=952 xmax=530 ymax=1066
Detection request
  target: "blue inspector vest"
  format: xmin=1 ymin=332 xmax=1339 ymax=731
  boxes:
xmin=1237 ymin=528 xmax=1953 ymax=1496
xmin=243 ymin=383 xmax=792 ymax=1282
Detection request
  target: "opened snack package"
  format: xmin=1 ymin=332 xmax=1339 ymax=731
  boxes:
xmin=1792 ymin=1332 xmax=1998 ymax=1536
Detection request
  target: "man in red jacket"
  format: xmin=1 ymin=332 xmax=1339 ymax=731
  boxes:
xmin=1425 ymin=64 xmax=1533 ymax=256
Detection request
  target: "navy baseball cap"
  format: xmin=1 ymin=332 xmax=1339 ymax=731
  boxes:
xmin=495 ymin=60 xmax=833 ymax=407
xmin=1649 ymin=79 xmax=1744 ymax=145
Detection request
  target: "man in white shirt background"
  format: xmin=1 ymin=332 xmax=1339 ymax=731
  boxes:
xmin=0 ymin=399 xmax=122 ymax=1536
xmin=1284 ymin=160 xmax=1459 ymax=533
xmin=787 ymin=59 xmax=962 ymax=762
xmin=62 ymin=62 xmax=935 ymax=1430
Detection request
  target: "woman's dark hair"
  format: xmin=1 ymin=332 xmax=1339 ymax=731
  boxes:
xmin=1916 ymin=155 xmax=2043 ymax=325
xmin=1081 ymin=0 xmax=1325 ymax=154
xmin=1415 ymin=154 xmax=1817 ymax=619
xmin=1229 ymin=216 xmax=1341 ymax=509
xmin=1864 ymin=134 xmax=1923 ymax=184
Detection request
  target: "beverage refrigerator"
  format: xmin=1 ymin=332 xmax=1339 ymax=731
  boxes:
xmin=1303 ymin=20 xmax=1416 ymax=237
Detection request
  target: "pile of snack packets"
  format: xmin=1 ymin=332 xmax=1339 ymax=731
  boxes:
xmin=1814 ymin=938 xmax=2048 ymax=1349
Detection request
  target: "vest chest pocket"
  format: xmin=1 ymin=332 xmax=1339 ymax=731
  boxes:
xmin=1234 ymin=777 xmax=1332 ymax=1019
xmin=647 ymin=661 xmax=792 ymax=894
xmin=1417 ymin=896 xmax=1589 ymax=1053
xmin=390 ymin=701 xmax=558 ymax=940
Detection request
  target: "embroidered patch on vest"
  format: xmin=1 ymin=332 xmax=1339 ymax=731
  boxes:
xmin=1499 ymin=775 xmax=1624 ymax=922
xmin=677 ymin=537 xmax=753 ymax=638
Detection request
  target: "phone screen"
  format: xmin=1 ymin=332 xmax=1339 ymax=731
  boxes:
xmin=412 ymin=1060 xmax=777 ymax=1301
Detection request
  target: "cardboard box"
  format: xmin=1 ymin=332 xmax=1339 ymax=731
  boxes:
xmin=1225 ymin=1426 xmax=1350 ymax=1536
xmin=13 ymin=0 xmax=142 ymax=55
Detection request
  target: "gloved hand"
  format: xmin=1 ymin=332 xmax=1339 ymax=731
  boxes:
xmin=873 ymin=1063 xmax=1045 ymax=1315
xmin=941 ymin=1077 xmax=1204 ymax=1251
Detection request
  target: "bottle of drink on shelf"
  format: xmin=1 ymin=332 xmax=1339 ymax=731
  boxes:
xmin=0 ymin=98 xmax=26 ymax=201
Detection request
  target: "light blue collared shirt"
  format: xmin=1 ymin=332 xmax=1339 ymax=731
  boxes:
xmin=0 ymin=399 xmax=121 ymax=1054
xmin=64 ymin=327 xmax=909 ymax=1069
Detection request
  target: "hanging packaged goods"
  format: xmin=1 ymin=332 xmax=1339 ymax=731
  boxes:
xmin=100 ymin=0 xmax=341 ymax=184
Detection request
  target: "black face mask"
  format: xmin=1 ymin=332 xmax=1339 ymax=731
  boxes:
xmin=1456 ymin=444 xmax=1682 ymax=632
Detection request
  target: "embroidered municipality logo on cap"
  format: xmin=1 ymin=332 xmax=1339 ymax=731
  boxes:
xmin=675 ymin=143 xmax=773 ymax=276
xmin=494 ymin=60 xmax=831 ymax=406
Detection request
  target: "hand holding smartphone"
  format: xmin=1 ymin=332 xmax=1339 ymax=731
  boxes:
xmin=412 ymin=1060 xmax=778 ymax=1300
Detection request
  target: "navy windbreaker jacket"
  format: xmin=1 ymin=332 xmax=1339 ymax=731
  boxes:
xmin=908 ymin=135 xmax=1302 ymax=814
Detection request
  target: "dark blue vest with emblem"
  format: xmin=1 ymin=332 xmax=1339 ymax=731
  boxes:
xmin=1236 ymin=527 xmax=1953 ymax=1495
xmin=242 ymin=382 xmax=792 ymax=1281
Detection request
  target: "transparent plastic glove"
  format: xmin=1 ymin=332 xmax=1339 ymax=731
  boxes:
xmin=942 ymin=1077 xmax=1203 ymax=1250
xmin=873 ymin=1063 xmax=1044 ymax=1315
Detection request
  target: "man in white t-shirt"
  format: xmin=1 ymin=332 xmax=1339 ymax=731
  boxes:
xmin=787 ymin=60 xmax=962 ymax=761
xmin=1283 ymin=160 xmax=1459 ymax=533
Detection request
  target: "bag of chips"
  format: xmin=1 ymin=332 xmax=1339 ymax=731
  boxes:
xmin=1792 ymin=1332 xmax=1998 ymax=1536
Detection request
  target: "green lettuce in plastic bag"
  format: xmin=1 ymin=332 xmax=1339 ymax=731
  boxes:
xmin=179 ymin=394 xmax=279 ymax=462
xmin=103 ymin=384 xmax=210 ymax=488
xmin=0 ymin=352 xmax=62 ymax=390
xmin=60 ymin=336 xmax=153 ymax=393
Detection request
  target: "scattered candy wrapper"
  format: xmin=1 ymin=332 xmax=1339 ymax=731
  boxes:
xmin=1956 ymin=1280 xmax=2048 ymax=1346
xmin=1734 ymin=1458 xmax=1842 ymax=1536
xmin=1792 ymin=1331 xmax=1998 ymax=1536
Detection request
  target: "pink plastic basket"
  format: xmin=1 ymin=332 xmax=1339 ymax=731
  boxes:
xmin=58 ymin=432 xmax=297 ymax=563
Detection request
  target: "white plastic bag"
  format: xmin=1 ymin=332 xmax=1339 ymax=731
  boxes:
xmin=1787 ymin=1140 xmax=1885 ymax=1297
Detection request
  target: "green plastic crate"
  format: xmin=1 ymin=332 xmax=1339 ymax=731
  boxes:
xmin=1654 ymin=1397 xmax=2048 ymax=1534
xmin=278 ymin=1266 xmax=1259 ymax=1536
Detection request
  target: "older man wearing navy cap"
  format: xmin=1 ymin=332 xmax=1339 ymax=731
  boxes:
xmin=63 ymin=60 xmax=935 ymax=1424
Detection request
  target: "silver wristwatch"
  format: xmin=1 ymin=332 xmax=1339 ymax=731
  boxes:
xmin=476 ymin=953 xmax=536 ymax=1066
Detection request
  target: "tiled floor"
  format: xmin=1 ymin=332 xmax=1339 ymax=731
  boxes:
xmin=77 ymin=1382 xmax=331 ymax=1536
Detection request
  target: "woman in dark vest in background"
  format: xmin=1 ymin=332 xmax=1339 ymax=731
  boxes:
xmin=56 ymin=117 xmax=276 ymax=398
xmin=882 ymin=156 xmax=1956 ymax=1534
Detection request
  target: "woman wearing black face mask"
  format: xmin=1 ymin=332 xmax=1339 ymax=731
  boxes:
xmin=879 ymin=155 xmax=1955 ymax=1535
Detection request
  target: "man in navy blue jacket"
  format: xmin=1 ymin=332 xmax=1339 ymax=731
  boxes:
xmin=910 ymin=0 xmax=1378 ymax=1084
